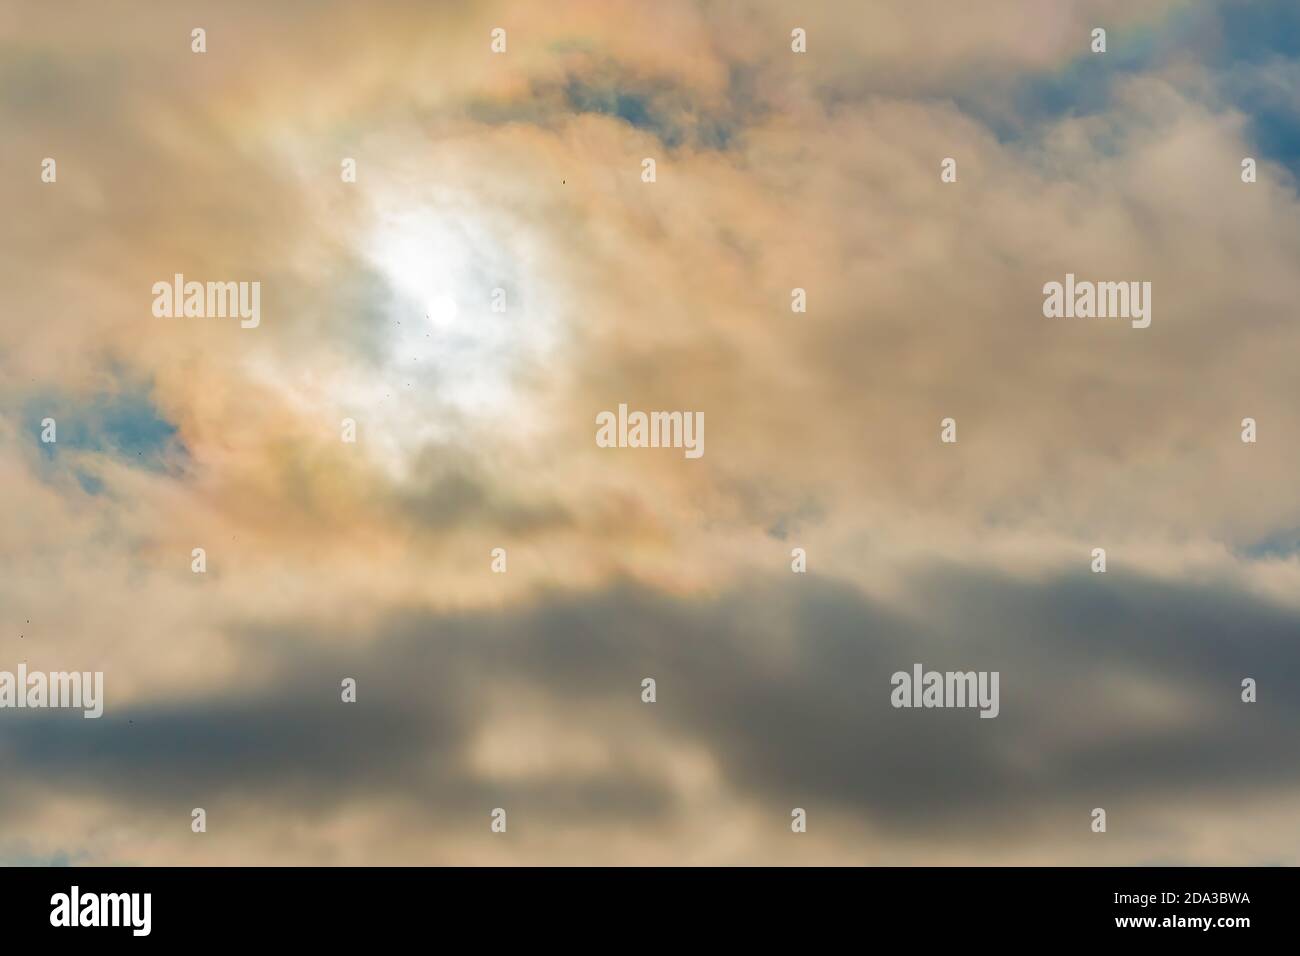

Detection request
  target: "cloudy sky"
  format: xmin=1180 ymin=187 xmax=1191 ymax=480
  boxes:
xmin=2 ymin=0 xmax=1299 ymax=864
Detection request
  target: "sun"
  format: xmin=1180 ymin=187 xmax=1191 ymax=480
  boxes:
xmin=351 ymin=193 xmax=560 ymax=430
xmin=426 ymin=293 xmax=459 ymax=329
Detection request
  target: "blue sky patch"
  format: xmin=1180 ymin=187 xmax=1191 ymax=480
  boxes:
xmin=26 ymin=383 xmax=185 ymax=474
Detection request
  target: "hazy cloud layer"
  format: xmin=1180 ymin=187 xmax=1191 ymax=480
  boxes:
xmin=1 ymin=0 xmax=1297 ymax=864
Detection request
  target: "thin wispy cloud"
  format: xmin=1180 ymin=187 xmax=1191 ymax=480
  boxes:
xmin=1 ymin=0 xmax=1297 ymax=865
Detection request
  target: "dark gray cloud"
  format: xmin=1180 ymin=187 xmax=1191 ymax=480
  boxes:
xmin=2 ymin=567 xmax=1294 ymax=852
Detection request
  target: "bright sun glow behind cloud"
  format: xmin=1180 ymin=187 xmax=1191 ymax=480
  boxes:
xmin=366 ymin=192 xmax=558 ymax=395
xmin=332 ymin=191 xmax=562 ymax=474
xmin=234 ymin=185 xmax=565 ymax=482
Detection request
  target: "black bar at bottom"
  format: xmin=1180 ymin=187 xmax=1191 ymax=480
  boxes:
xmin=0 ymin=866 xmax=1287 ymax=942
